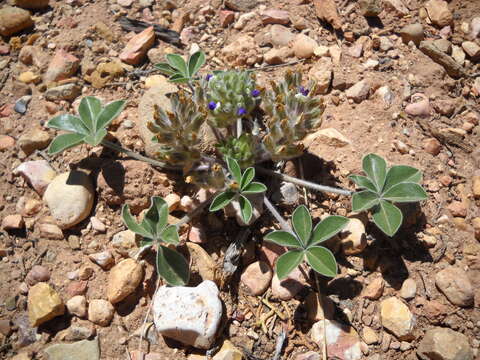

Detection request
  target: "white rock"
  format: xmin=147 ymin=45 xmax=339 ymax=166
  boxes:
xmin=400 ymin=278 xmax=417 ymax=300
xmin=43 ymin=171 xmax=94 ymax=229
xmin=66 ymin=295 xmax=87 ymax=318
xmin=152 ymin=280 xmax=222 ymax=349
xmin=339 ymin=218 xmax=367 ymax=255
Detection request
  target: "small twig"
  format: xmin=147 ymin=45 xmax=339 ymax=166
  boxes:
xmin=272 ymin=328 xmax=287 ymax=360
xmin=255 ymin=59 xmax=306 ymax=72
xmin=256 ymin=167 xmax=352 ymax=196
xmin=101 ymin=139 xmax=180 ymax=171
xmin=261 ymin=298 xmax=287 ymax=321
xmin=138 ymin=279 xmax=160 ymax=354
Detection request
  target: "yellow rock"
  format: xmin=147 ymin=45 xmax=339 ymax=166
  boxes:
xmin=212 ymin=340 xmax=243 ymax=360
xmin=28 ymin=282 xmax=64 ymax=327
xmin=19 ymin=71 xmax=40 ymax=84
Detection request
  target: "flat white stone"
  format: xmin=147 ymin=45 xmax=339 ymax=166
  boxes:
xmin=152 ymin=280 xmax=222 ymax=349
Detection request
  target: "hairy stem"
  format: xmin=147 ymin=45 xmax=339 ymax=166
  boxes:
xmin=263 ymin=196 xmax=291 ymax=232
xmin=101 ymin=140 xmax=180 ymax=171
xmin=313 ymin=272 xmax=328 ymax=360
xmin=256 ymin=166 xmax=352 ymax=196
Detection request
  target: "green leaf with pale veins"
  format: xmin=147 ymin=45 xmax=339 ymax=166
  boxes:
xmin=292 ymin=205 xmax=312 ymax=246
xmin=156 ymin=245 xmax=190 ymax=286
xmin=351 ymin=190 xmax=380 ymax=212
xmin=161 ymin=225 xmax=180 ymax=245
xmin=121 ymin=204 xmax=153 ymax=239
xmin=306 ymin=246 xmax=338 ymax=278
xmin=155 ymin=62 xmax=177 ymax=76
xmin=240 ymin=167 xmax=255 ymax=190
xmin=166 ymin=54 xmax=188 ymax=77
xmin=362 ymin=154 xmax=387 ymax=192
xmin=209 ymin=191 xmax=236 ymax=211
xmin=95 ymin=100 xmax=126 ymax=132
xmin=226 ymin=156 xmax=242 ymax=183
xmin=188 ymin=51 xmax=206 ymax=77
xmin=348 ymin=174 xmax=377 ymax=192
xmin=384 ymin=165 xmax=422 ymax=191
xmin=242 ymin=182 xmax=267 ymax=194
xmin=264 ymin=230 xmax=302 ymax=248
xmin=47 ymin=114 xmax=89 ymax=135
xmin=275 ymin=250 xmax=304 ymax=280
xmin=83 ymin=128 xmax=107 ymax=146
xmin=309 ymin=216 xmax=349 ymax=247
xmin=372 ymin=200 xmax=403 ymax=237
xmin=239 ymin=195 xmax=253 ymax=224
xmin=47 ymin=133 xmax=85 ymax=155
xmin=382 ymin=182 xmax=427 ymax=203
xmin=78 ymin=96 xmax=102 ymax=131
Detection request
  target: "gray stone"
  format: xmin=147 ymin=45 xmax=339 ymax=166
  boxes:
xmin=153 ymin=280 xmax=222 ymax=349
xmin=417 ymin=327 xmax=473 ymax=360
xmin=14 ymin=95 xmax=32 ymax=115
xmin=346 ymin=80 xmax=371 ymax=103
xmin=225 ymin=0 xmax=257 ymax=11
xmin=45 ymin=338 xmax=100 ymax=360
xmin=45 ymin=83 xmax=81 ymax=101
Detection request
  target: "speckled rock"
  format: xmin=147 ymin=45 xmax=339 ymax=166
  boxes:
xmin=28 ymin=283 xmax=65 ymax=327
xmin=417 ymin=327 xmax=473 ymax=360
xmin=152 ymin=280 xmax=222 ymax=349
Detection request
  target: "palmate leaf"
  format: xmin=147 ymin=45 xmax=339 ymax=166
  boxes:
xmin=161 ymin=225 xmax=180 ymax=245
xmin=383 ymin=165 xmax=422 ymax=191
xmin=306 ymin=246 xmax=337 ymax=278
xmin=292 ymin=205 xmax=312 ymax=246
xmin=382 ymin=182 xmax=427 ymax=203
xmin=239 ymin=195 xmax=253 ymax=224
xmin=141 ymin=197 xmax=169 ymax=237
xmin=276 ymin=250 xmax=304 ymax=280
xmin=83 ymin=129 xmax=107 ymax=146
xmin=362 ymin=154 xmax=387 ymax=192
xmin=309 ymin=216 xmax=349 ymax=247
xmin=157 ymin=245 xmax=189 ymax=286
xmin=372 ymin=200 xmax=403 ymax=237
xmin=47 ymin=133 xmax=85 ymax=154
xmin=264 ymin=230 xmax=302 ymax=248
xmin=351 ymin=190 xmax=379 ymax=212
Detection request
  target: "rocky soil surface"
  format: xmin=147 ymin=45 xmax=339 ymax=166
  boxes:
xmin=0 ymin=0 xmax=479 ymax=359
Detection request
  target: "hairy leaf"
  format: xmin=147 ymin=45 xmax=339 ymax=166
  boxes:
xmin=226 ymin=156 xmax=242 ymax=183
xmin=83 ymin=128 xmax=107 ymax=146
xmin=242 ymin=182 xmax=267 ymax=194
xmin=351 ymin=190 xmax=379 ymax=212
xmin=47 ymin=133 xmax=85 ymax=155
xmin=141 ymin=197 xmax=168 ymax=236
xmin=348 ymin=174 xmax=377 ymax=192
xmin=240 ymin=167 xmax=255 ymax=191
xmin=121 ymin=204 xmax=152 ymax=239
xmin=157 ymin=245 xmax=190 ymax=286
xmin=188 ymin=51 xmax=206 ymax=78
xmin=264 ymin=230 xmax=302 ymax=248
xmin=239 ymin=195 xmax=253 ymax=224
xmin=95 ymin=100 xmax=126 ymax=132
xmin=209 ymin=191 xmax=236 ymax=211
xmin=78 ymin=96 xmax=102 ymax=131
xmin=384 ymin=165 xmax=422 ymax=191
xmin=382 ymin=182 xmax=427 ymax=203
xmin=169 ymin=73 xmax=190 ymax=83
xmin=292 ymin=205 xmax=312 ymax=246
xmin=276 ymin=250 xmax=304 ymax=280
xmin=309 ymin=216 xmax=349 ymax=247
xmin=306 ymin=246 xmax=337 ymax=278
xmin=161 ymin=225 xmax=180 ymax=245
xmin=362 ymin=154 xmax=387 ymax=192
xmin=47 ymin=114 xmax=89 ymax=135
xmin=372 ymin=200 xmax=403 ymax=237
xmin=155 ymin=62 xmax=177 ymax=76
xmin=166 ymin=54 xmax=188 ymax=76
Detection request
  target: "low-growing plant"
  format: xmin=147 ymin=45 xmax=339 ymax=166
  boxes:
xmin=264 ymin=206 xmax=349 ymax=280
xmin=349 ymin=154 xmax=427 ymax=236
xmin=45 ymin=50 xmax=428 ymax=294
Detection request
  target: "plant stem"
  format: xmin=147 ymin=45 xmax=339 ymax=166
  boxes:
xmin=313 ymin=272 xmax=328 ymax=360
xmin=101 ymin=140 xmax=180 ymax=171
xmin=256 ymin=166 xmax=352 ymax=196
xmin=209 ymin=124 xmax=224 ymax=143
xmin=263 ymin=196 xmax=291 ymax=232
xmin=236 ymin=117 xmax=243 ymax=138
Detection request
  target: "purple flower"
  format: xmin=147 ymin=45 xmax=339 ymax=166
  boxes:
xmin=251 ymin=89 xmax=260 ymax=97
xmin=298 ymin=86 xmax=309 ymax=96
xmin=208 ymin=101 xmax=217 ymax=110
xmin=237 ymin=107 xmax=247 ymax=116
xmin=206 ymin=74 xmax=213 ymax=81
